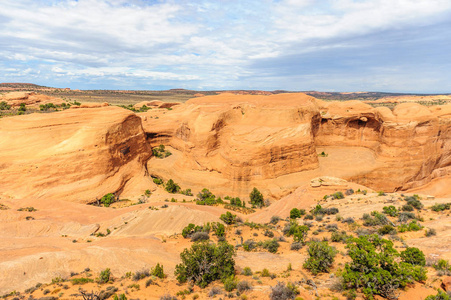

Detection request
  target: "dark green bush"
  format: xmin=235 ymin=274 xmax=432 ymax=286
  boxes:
xmin=331 ymin=231 xmax=351 ymax=243
xmin=430 ymin=203 xmax=451 ymax=212
xmin=153 ymin=177 xmax=163 ymax=185
xmin=181 ymin=223 xmax=210 ymax=238
xmin=402 ymin=204 xmax=414 ymax=212
xmin=223 ymin=276 xmax=237 ymax=292
xmin=341 ymin=234 xmax=427 ymax=300
xmin=407 ymin=198 xmax=423 ymax=210
xmin=100 ymin=193 xmax=116 ymax=207
xmin=174 ymin=241 xmax=235 ymax=288
xmin=165 ymin=179 xmax=180 ymax=193
xmin=98 ymin=268 xmax=111 ymax=284
xmin=382 ymin=205 xmax=398 ymax=217
xmin=220 ymin=211 xmax=237 ymax=225
xmin=400 ymin=247 xmax=426 ymax=266
xmin=378 ymin=225 xmax=396 ymax=235
xmin=250 ymin=187 xmax=264 ymax=207
xmin=283 ymin=221 xmax=309 ymax=243
xmin=0 ymin=101 xmax=11 ymax=110
xmin=270 ymin=216 xmax=281 ymax=224
xmin=303 ymin=241 xmax=336 ymax=275
xmin=304 ymin=214 xmax=314 ymax=220
xmin=290 ymin=208 xmax=302 ymax=219
xmin=262 ymin=239 xmax=280 ymax=253
xmin=425 ymin=289 xmax=451 ymax=300
xmin=331 ymin=191 xmax=344 ymax=199
xmin=398 ymin=220 xmax=423 ymax=232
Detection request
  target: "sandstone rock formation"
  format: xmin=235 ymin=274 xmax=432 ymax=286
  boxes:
xmin=142 ymin=93 xmax=451 ymax=197
xmin=0 ymin=106 xmax=151 ymax=203
xmin=1 ymin=91 xmax=65 ymax=106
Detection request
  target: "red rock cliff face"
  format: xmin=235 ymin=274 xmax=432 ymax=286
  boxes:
xmin=315 ymin=101 xmax=450 ymax=191
xmin=143 ymin=93 xmax=321 ymax=182
xmin=142 ymin=93 xmax=451 ymax=193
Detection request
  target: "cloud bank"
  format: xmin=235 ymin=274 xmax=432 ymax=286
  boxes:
xmin=0 ymin=0 xmax=450 ymax=92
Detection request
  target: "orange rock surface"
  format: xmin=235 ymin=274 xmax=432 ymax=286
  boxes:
xmin=0 ymin=106 xmax=151 ymax=203
xmin=142 ymin=93 xmax=451 ymax=197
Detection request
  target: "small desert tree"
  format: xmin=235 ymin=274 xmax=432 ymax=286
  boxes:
xmin=174 ymin=241 xmax=235 ymax=288
xmin=250 ymin=187 xmax=264 ymax=207
xmin=303 ymin=241 xmax=336 ymax=275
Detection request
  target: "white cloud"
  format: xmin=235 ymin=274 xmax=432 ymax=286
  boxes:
xmin=0 ymin=0 xmax=450 ymax=91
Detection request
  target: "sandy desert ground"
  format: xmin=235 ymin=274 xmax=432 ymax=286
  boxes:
xmin=1 ymin=91 xmax=451 ymax=300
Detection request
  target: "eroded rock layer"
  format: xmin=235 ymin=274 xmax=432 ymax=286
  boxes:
xmin=0 ymin=106 xmax=151 ymax=203
xmin=142 ymin=93 xmax=451 ymax=193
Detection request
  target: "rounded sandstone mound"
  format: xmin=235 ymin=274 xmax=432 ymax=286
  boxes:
xmin=0 ymin=106 xmax=152 ymax=203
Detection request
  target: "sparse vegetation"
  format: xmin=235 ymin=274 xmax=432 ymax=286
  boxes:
xmin=152 ymin=145 xmax=172 ymax=158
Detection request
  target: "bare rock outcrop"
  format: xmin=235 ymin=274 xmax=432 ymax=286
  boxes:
xmin=142 ymin=93 xmax=451 ymax=195
xmin=0 ymin=106 xmax=151 ymax=203
xmin=1 ymin=91 xmax=65 ymax=106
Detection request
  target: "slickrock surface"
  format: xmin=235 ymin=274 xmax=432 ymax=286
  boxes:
xmin=0 ymin=106 xmax=151 ymax=203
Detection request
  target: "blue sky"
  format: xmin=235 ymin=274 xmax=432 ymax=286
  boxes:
xmin=0 ymin=0 xmax=450 ymax=92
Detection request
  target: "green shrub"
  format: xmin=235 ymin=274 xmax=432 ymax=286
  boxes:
xmin=290 ymin=208 xmax=302 ymax=219
xmin=398 ymin=212 xmax=416 ymax=223
xmin=378 ymin=225 xmax=396 ymax=235
xmin=196 ymin=188 xmax=218 ymax=205
xmin=220 ymin=212 xmax=237 ymax=225
xmin=250 ymin=187 xmax=264 ymax=207
xmin=398 ymin=220 xmax=423 ymax=232
xmin=98 ymin=268 xmax=111 ymax=284
xmin=270 ymin=281 xmax=298 ymax=300
xmin=181 ymin=223 xmax=210 ymax=238
xmin=213 ymin=222 xmax=225 ymax=237
xmin=151 ymin=263 xmax=166 ymax=279
xmin=425 ymin=289 xmax=451 ymax=300
xmin=430 ymin=203 xmax=451 ymax=212
xmin=262 ymin=239 xmax=280 ymax=253
xmin=363 ymin=211 xmax=389 ymax=227
xmin=283 ymin=221 xmax=309 ymax=243
xmin=152 ymin=145 xmax=172 ymax=158
xmin=304 ymin=214 xmax=314 ymax=220
xmin=407 ymin=198 xmax=423 ymax=210
xmin=331 ymin=192 xmax=344 ymax=199
xmin=270 ymin=216 xmax=281 ymax=224
xmin=174 ymin=241 xmax=235 ymax=288
xmin=18 ymin=103 xmax=26 ymax=112
xmin=153 ymin=177 xmax=163 ymax=185
xmin=402 ymin=204 xmax=414 ymax=212
xmin=100 ymin=193 xmax=116 ymax=207
xmin=331 ymin=231 xmax=351 ymax=243
xmin=242 ymin=267 xmax=252 ymax=276
xmin=303 ymin=241 xmax=336 ymax=275
xmin=433 ymin=259 xmax=451 ymax=275
xmin=165 ymin=179 xmax=180 ymax=193
xmin=223 ymin=276 xmax=237 ymax=292
xmin=382 ymin=205 xmax=398 ymax=217
xmin=341 ymin=234 xmax=427 ymax=300
xmin=0 ymin=101 xmax=11 ymax=110
xmin=261 ymin=268 xmax=270 ymax=277
xmin=71 ymin=277 xmax=93 ymax=285
xmin=400 ymin=247 xmax=425 ymax=266
xmin=312 ymin=204 xmax=326 ymax=215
